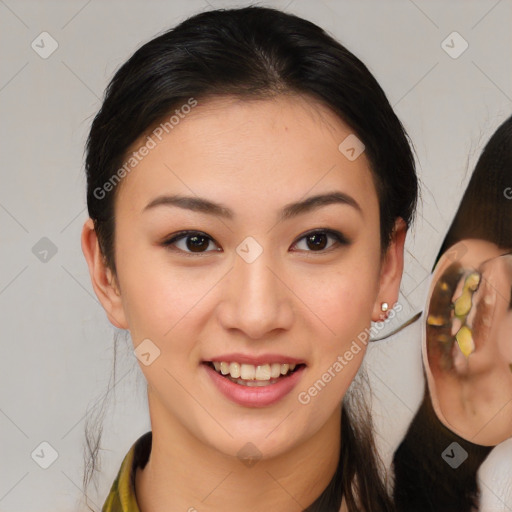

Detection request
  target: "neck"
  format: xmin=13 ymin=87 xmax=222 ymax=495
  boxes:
xmin=135 ymin=394 xmax=342 ymax=512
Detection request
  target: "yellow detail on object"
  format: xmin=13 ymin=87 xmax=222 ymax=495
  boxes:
xmin=455 ymin=325 xmax=475 ymax=358
xmin=453 ymin=272 xmax=480 ymax=318
xmin=427 ymin=314 xmax=447 ymax=326
xmin=465 ymin=272 xmax=480 ymax=291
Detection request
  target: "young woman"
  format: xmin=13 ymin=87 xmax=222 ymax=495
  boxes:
xmin=81 ymin=6 xmax=418 ymax=511
xmin=393 ymin=114 xmax=512 ymax=511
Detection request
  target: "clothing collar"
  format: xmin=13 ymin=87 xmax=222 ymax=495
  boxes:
xmin=102 ymin=431 xmax=152 ymax=512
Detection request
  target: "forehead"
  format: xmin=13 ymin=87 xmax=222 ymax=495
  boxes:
xmin=114 ymin=94 xmax=378 ymax=218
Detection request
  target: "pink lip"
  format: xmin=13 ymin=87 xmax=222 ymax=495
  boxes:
xmin=202 ymin=362 xmax=306 ymax=408
xmin=202 ymin=353 xmax=306 ymax=365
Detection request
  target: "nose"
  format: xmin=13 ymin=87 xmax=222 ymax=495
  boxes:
xmin=217 ymin=247 xmax=294 ymax=339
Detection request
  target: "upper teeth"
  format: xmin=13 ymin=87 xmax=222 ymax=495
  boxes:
xmin=212 ymin=362 xmax=297 ymax=380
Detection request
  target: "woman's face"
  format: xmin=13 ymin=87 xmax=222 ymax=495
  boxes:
xmin=84 ymin=94 xmax=405 ymax=459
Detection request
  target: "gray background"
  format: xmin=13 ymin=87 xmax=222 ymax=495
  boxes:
xmin=1 ymin=0 xmax=511 ymax=510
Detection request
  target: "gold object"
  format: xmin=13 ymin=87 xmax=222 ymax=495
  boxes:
xmin=465 ymin=272 xmax=480 ymax=290
xmin=454 ymin=292 xmax=472 ymax=317
xmin=453 ymin=272 xmax=480 ymax=318
xmin=427 ymin=314 xmax=448 ymax=327
xmin=455 ymin=325 xmax=475 ymax=357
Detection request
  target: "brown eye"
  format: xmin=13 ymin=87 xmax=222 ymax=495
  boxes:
xmin=162 ymin=231 xmax=220 ymax=254
xmin=306 ymin=232 xmax=328 ymax=250
xmin=292 ymin=229 xmax=349 ymax=252
xmin=185 ymin=234 xmax=211 ymax=252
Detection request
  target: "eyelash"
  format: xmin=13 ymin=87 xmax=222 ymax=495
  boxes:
xmin=161 ymin=229 xmax=350 ymax=256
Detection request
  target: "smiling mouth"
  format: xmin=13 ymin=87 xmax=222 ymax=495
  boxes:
xmin=202 ymin=361 xmax=306 ymax=387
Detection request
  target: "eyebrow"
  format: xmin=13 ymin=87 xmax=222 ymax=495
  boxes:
xmin=143 ymin=191 xmax=362 ymax=221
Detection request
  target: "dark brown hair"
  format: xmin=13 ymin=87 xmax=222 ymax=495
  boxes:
xmin=435 ymin=115 xmax=512 ymax=264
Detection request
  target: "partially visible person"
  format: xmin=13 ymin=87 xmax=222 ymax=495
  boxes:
xmin=393 ymin=114 xmax=512 ymax=512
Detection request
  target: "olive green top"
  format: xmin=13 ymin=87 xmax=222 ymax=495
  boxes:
xmin=102 ymin=431 xmax=152 ymax=512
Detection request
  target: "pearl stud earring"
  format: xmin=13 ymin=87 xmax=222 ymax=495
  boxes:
xmin=381 ymin=302 xmax=389 ymax=312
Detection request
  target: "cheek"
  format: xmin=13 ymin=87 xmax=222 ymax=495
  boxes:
xmin=115 ymin=243 xmax=215 ymax=341
xmin=305 ymin=254 xmax=380 ymax=337
xmin=305 ymin=277 xmax=373 ymax=336
xmin=310 ymin=253 xmax=380 ymax=379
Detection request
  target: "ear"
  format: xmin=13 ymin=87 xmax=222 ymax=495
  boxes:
xmin=81 ymin=218 xmax=128 ymax=329
xmin=371 ymin=217 xmax=407 ymax=322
